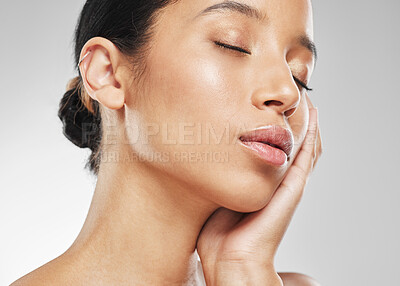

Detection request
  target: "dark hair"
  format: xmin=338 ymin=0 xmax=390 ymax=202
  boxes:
xmin=58 ymin=0 xmax=177 ymax=176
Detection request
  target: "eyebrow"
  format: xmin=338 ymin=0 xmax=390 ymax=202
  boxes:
xmin=194 ymin=1 xmax=318 ymax=64
xmin=194 ymin=1 xmax=267 ymax=22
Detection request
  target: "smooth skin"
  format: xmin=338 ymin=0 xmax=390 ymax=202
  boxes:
xmin=11 ymin=0 xmax=322 ymax=285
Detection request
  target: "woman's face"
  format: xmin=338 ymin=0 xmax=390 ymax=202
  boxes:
xmin=124 ymin=0 xmax=315 ymax=212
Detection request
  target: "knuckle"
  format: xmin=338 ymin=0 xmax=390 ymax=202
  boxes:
xmin=301 ymin=146 xmax=314 ymax=156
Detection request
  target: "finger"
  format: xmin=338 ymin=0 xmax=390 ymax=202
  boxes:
xmin=239 ymin=108 xmax=319 ymax=248
xmin=285 ymin=108 xmax=319 ymax=190
xmin=305 ymin=93 xmax=320 ymax=159
xmin=305 ymin=93 xmax=322 ymax=170
xmin=305 ymin=93 xmax=314 ymax=109
xmin=313 ymin=122 xmax=322 ymax=171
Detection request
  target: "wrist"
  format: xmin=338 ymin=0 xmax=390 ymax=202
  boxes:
xmin=203 ymin=260 xmax=283 ymax=286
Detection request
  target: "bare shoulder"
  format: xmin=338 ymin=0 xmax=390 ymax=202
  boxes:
xmin=10 ymin=267 xmax=52 ymax=286
xmin=278 ymin=272 xmax=321 ymax=286
xmin=10 ymin=265 xmax=61 ymax=286
xmin=10 ymin=275 xmax=40 ymax=286
xmin=9 ymin=255 xmax=74 ymax=286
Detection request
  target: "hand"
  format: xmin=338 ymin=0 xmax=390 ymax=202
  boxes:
xmin=197 ymin=97 xmax=322 ymax=285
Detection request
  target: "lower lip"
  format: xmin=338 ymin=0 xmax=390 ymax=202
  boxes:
xmin=239 ymin=141 xmax=287 ymax=166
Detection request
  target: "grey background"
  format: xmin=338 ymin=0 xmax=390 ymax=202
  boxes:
xmin=1 ymin=1 xmax=399 ymax=285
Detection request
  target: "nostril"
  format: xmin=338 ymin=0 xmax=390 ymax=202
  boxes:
xmin=264 ymin=100 xmax=283 ymax=106
xmin=263 ymin=100 xmax=296 ymax=117
xmin=284 ymin=108 xmax=296 ymax=117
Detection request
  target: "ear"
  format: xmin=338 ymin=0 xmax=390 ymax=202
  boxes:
xmin=78 ymin=37 xmax=126 ymax=110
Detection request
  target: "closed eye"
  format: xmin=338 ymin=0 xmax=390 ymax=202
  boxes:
xmin=293 ymin=76 xmax=313 ymax=92
xmin=214 ymin=41 xmax=251 ymax=55
xmin=214 ymin=41 xmax=313 ymax=92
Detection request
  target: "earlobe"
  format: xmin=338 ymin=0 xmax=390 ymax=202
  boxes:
xmin=94 ymin=85 xmax=125 ymax=110
xmin=78 ymin=37 xmax=126 ymax=110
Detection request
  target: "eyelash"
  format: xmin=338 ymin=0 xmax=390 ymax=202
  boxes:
xmin=214 ymin=41 xmax=251 ymax=55
xmin=214 ymin=41 xmax=313 ymax=92
xmin=293 ymin=77 xmax=313 ymax=92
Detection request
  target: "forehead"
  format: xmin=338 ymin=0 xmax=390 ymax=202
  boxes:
xmin=168 ymin=0 xmax=313 ymax=33
xmin=159 ymin=0 xmax=315 ymax=62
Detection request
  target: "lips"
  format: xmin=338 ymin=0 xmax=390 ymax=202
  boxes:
xmin=239 ymin=125 xmax=294 ymax=157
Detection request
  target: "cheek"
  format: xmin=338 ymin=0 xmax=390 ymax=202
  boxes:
xmin=150 ymin=55 xmax=232 ymax=120
xmin=137 ymin=44 xmax=243 ymax=147
xmin=122 ymin=45 xmax=234 ymax=167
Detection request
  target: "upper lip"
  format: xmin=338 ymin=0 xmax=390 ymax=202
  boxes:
xmin=239 ymin=125 xmax=294 ymax=157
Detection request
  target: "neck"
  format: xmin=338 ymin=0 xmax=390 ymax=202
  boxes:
xmin=65 ymin=155 xmax=218 ymax=285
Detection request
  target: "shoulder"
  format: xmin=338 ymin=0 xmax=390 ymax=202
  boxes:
xmin=10 ymin=256 xmax=74 ymax=286
xmin=278 ymin=272 xmax=321 ymax=286
xmin=10 ymin=269 xmax=49 ymax=286
xmin=10 ymin=267 xmax=62 ymax=286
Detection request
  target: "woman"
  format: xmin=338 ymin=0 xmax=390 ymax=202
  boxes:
xmin=11 ymin=0 xmax=322 ymax=285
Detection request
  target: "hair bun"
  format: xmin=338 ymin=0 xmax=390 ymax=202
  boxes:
xmin=58 ymin=77 xmax=101 ymax=150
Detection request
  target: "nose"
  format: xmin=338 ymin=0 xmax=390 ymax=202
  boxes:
xmin=250 ymin=64 xmax=301 ymax=118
